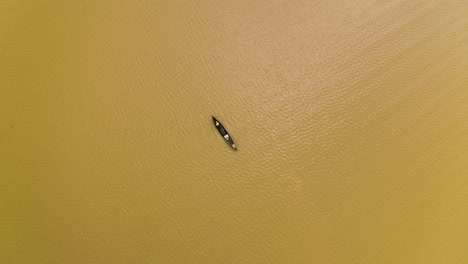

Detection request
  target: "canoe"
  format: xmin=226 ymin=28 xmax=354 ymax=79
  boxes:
xmin=212 ymin=116 xmax=237 ymax=150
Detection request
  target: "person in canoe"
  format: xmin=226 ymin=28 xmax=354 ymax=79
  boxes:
xmin=212 ymin=116 xmax=237 ymax=150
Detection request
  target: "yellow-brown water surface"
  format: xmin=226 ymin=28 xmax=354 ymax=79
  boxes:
xmin=1 ymin=0 xmax=468 ymax=263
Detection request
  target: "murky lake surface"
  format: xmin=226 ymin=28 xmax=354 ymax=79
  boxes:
xmin=2 ymin=0 xmax=468 ymax=263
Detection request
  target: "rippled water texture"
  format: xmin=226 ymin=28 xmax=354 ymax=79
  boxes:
xmin=2 ymin=0 xmax=468 ymax=263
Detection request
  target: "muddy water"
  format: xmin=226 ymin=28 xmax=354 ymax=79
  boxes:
xmin=2 ymin=0 xmax=468 ymax=263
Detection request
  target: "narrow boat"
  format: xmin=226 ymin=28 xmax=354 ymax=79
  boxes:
xmin=212 ymin=116 xmax=237 ymax=150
